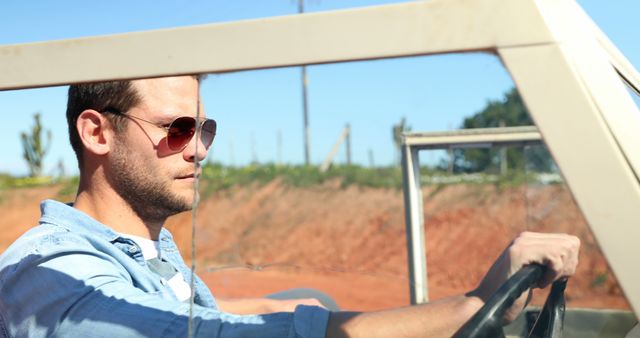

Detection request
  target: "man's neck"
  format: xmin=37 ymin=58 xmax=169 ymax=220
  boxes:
xmin=74 ymin=183 xmax=165 ymax=240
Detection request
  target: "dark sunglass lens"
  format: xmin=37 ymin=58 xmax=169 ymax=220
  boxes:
xmin=167 ymin=117 xmax=196 ymax=150
xmin=201 ymin=119 xmax=217 ymax=149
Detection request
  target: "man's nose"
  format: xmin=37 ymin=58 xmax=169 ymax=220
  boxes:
xmin=183 ymin=132 xmax=209 ymax=162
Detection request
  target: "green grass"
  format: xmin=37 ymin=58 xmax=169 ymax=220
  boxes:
xmin=56 ymin=176 xmax=80 ymax=199
xmin=0 ymin=174 xmax=54 ymax=190
xmin=0 ymin=164 xmax=560 ymax=201
xmin=591 ymin=271 xmax=609 ymax=288
xmin=0 ymin=174 xmax=79 ymax=204
xmin=199 ymin=163 xmax=406 ymax=198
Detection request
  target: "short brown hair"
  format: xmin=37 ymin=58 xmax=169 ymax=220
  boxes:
xmin=66 ymin=75 xmax=204 ymax=168
xmin=66 ymin=81 xmax=141 ymax=167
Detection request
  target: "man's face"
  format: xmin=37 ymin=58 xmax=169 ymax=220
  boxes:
xmin=107 ymin=76 xmax=208 ymax=221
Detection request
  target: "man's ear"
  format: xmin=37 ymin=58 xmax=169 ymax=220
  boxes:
xmin=77 ymin=110 xmax=113 ymax=156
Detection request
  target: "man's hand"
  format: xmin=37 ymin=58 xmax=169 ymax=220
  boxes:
xmin=469 ymin=231 xmax=581 ymax=323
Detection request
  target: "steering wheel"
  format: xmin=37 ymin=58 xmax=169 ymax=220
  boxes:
xmin=453 ymin=264 xmax=568 ymax=338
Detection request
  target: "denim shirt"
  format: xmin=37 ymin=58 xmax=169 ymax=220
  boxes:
xmin=0 ymin=200 xmax=329 ymax=338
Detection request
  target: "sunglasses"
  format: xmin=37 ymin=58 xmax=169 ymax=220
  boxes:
xmin=103 ymin=108 xmax=217 ymax=151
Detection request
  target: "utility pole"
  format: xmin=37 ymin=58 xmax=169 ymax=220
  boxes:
xmin=447 ymin=122 xmax=453 ymax=174
xmin=299 ymin=0 xmax=311 ymax=166
xmin=499 ymin=120 xmax=507 ymax=175
xmin=345 ymin=123 xmax=352 ymax=166
xmin=251 ymin=131 xmax=258 ymax=164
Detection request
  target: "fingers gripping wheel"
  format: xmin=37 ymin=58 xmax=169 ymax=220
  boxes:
xmin=453 ymin=265 xmax=567 ymax=338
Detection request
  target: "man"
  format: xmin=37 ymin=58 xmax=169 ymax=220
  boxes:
xmin=0 ymin=75 xmax=580 ymax=337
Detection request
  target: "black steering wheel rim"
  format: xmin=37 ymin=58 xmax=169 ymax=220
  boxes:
xmin=453 ymin=264 xmax=567 ymax=338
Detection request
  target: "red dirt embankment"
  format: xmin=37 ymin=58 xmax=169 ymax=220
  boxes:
xmin=0 ymin=181 xmax=629 ymax=311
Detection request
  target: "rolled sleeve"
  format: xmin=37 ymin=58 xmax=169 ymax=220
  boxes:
xmin=189 ymin=305 xmax=329 ymax=338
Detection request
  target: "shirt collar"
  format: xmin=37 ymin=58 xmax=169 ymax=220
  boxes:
xmin=39 ymin=199 xmax=176 ymax=245
xmin=40 ymin=199 xmax=122 ymax=242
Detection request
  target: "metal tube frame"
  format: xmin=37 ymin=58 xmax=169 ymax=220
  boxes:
xmin=1 ymin=0 xmax=639 ymax=316
xmin=401 ymin=126 xmax=543 ymax=305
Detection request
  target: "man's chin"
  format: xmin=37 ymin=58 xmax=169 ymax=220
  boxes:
xmin=160 ymin=201 xmax=193 ymax=218
xmin=174 ymin=192 xmax=199 ymax=211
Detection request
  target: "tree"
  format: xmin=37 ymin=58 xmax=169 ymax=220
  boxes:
xmin=21 ymin=112 xmax=52 ymax=177
xmin=451 ymin=88 xmax=553 ymax=173
xmin=392 ymin=117 xmax=411 ymax=165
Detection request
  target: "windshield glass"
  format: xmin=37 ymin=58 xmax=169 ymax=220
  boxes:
xmin=417 ymin=142 xmax=630 ymax=312
xmin=193 ymin=52 xmax=516 ymax=310
xmin=2 ymin=52 xmax=631 ymax=313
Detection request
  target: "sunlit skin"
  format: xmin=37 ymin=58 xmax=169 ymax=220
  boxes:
xmin=127 ymin=77 xmax=207 ymax=203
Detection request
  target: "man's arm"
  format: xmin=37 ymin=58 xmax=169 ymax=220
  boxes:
xmin=0 ymin=232 xmax=330 ymax=338
xmin=217 ymin=296 xmax=324 ymax=314
xmin=0 ymin=229 xmax=578 ymax=338
xmin=325 ymin=232 xmax=581 ymax=338
xmin=327 ymin=294 xmax=482 ymax=338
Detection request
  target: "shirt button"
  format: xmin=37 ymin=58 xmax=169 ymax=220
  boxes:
xmin=129 ymin=247 xmax=138 ymax=254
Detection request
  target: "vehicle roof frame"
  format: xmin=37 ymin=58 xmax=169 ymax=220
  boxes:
xmin=0 ymin=0 xmax=638 ymax=317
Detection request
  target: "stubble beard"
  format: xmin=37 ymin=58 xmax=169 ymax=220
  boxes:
xmin=110 ymin=142 xmax=193 ymax=223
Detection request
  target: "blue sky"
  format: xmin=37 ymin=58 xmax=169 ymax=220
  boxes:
xmin=0 ymin=0 xmax=638 ymax=176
